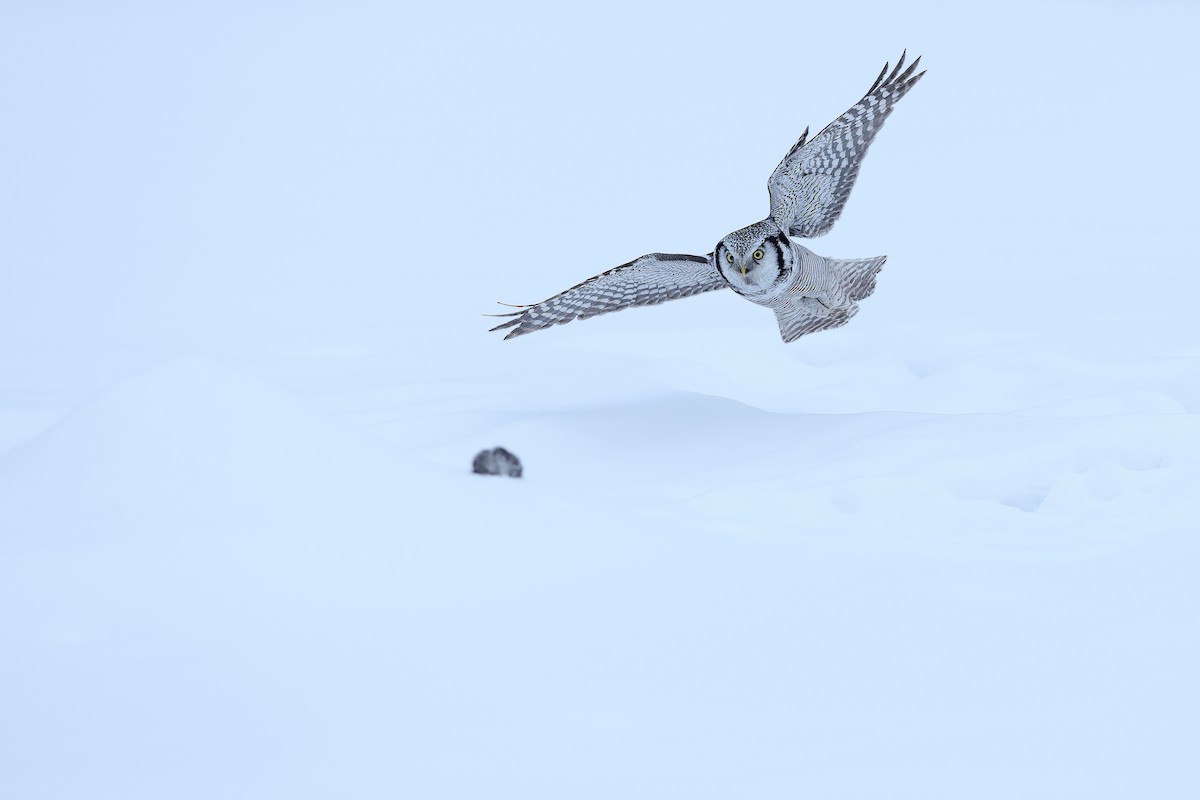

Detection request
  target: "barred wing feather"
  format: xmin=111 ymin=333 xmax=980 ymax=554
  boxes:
xmin=489 ymin=252 xmax=726 ymax=340
xmin=768 ymin=51 xmax=925 ymax=238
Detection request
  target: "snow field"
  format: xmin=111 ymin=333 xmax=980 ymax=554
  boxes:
xmin=3 ymin=1 xmax=1200 ymax=796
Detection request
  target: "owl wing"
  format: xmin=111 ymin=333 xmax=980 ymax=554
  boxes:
xmin=488 ymin=252 xmax=726 ymax=340
xmin=768 ymin=51 xmax=925 ymax=238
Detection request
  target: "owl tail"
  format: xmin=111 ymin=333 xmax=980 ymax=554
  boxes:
xmin=772 ymin=297 xmax=857 ymax=343
xmin=829 ymin=255 xmax=886 ymax=301
xmin=770 ymin=254 xmax=887 ymax=343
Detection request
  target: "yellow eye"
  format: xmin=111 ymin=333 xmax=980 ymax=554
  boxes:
xmin=753 ymin=249 xmax=765 ymax=260
xmin=726 ymin=253 xmax=735 ymax=263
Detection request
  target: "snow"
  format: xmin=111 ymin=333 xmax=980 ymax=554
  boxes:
xmin=2 ymin=2 xmax=1200 ymax=798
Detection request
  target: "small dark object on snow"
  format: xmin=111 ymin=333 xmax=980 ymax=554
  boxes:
xmin=472 ymin=447 xmax=523 ymax=478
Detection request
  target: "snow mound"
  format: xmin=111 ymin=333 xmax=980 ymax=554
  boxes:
xmin=362 ymin=339 xmax=1200 ymax=541
xmin=0 ymin=356 xmax=404 ymax=544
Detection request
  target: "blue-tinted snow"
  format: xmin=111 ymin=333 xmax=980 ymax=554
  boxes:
xmin=1 ymin=2 xmax=1198 ymax=798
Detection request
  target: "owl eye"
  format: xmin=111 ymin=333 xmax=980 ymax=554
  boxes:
xmin=753 ymin=249 xmax=765 ymax=260
xmin=726 ymin=253 xmax=735 ymax=264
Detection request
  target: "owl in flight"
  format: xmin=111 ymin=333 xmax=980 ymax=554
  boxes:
xmin=490 ymin=52 xmax=924 ymax=343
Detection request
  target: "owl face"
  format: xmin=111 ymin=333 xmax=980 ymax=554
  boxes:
xmin=715 ymin=222 xmax=792 ymax=297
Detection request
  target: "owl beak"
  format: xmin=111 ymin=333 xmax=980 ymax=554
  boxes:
xmin=740 ymin=262 xmax=748 ymax=276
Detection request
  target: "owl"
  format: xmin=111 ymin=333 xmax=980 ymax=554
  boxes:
xmin=489 ymin=52 xmax=924 ymax=343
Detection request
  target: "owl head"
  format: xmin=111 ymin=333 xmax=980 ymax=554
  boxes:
xmin=715 ymin=219 xmax=791 ymax=297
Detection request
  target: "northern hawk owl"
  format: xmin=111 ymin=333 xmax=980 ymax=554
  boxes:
xmin=489 ymin=52 xmax=924 ymax=343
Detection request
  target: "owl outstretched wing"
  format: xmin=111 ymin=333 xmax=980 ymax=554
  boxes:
xmin=489 ymin=252 xmax=726 ymax=340
xmin=768 ymin=51 xmax=925 ymax=238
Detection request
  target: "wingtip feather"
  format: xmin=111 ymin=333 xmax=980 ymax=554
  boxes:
xmin=488 ymin=317 xmax=522 ymax=333
xmin=897 ymin=54 xmax=923 ymax=84
xmin=866 ymin=61 xmax=889 ymax=95
xmin=885 ymin=50 xmax=907 ymax=84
